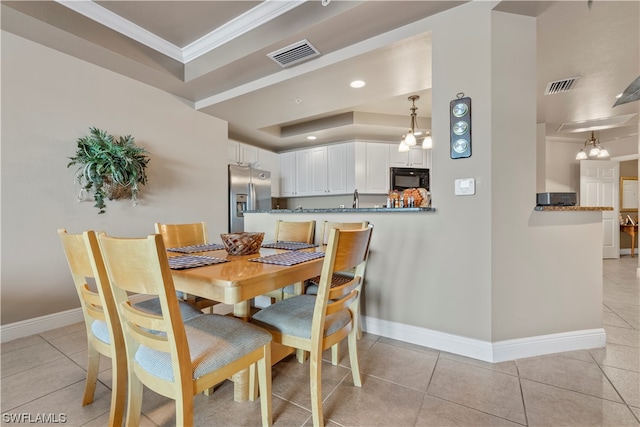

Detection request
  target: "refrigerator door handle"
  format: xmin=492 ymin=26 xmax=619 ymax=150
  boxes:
xmin=248 ymin=183 xmax=256 ymax=211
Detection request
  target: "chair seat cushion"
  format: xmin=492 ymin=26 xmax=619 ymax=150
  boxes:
xmin=250 ymin=295 xmax=351 ymax=339
xmin=135 ymin=314 xmax=271 ymax=382
xmin=90 ymin=299 xmax=203 ymax=344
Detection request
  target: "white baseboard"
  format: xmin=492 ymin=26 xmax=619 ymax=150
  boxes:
xmin=2 ymin=305 xmax=606 ymax=362
xmin=1 ymin=308 xmax=84 ymax=343
xmin=0 ymin=295 xmax=150 ymax=343
xmin=362 ymin=315 xmax=606 ymax=362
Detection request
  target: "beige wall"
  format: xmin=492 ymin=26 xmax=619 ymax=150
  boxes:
xmin=1 ymin=31 xmax=229 ymax=324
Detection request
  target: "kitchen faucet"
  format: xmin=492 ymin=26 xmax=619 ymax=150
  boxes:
xmin=352 ymin=189 xmax=359 ymax=208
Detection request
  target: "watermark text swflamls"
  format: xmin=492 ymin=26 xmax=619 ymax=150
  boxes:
xmin=2 ymin=413 xmax=67 ymax=424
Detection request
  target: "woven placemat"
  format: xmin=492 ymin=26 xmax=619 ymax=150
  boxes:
xmin=261 ymin=241 xmax=318 ymax=250
xmin=249 ymin=251 xmax=325 ymax=266
xmin=168 ymin=255 xmax=228 ymax=270
xmin=167 ymin=243 xmax=225 ymax=253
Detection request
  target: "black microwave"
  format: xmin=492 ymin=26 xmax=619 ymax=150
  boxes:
xmin=390 ymin=167 xmax=429 ymax=191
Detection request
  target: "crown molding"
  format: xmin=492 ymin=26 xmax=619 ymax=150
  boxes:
xmin=56 ymin=0 xmax=306 ymax=64
xmin=182 ymin=0 xmax=305 ymax=63
xmin=56 ymin=0 xmax=183 ymax=61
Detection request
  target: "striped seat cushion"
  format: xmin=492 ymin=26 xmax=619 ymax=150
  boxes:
xmin=90 ymin=299 xmax=203 ymax=344
xmin=134 ymin=314 xmax=271 ymax=382
xmin=250 ymin=294 xmax=351 ymax=339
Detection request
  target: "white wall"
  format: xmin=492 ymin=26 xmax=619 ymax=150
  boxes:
xmin=1 ymin=31 xmax=229 ymax=324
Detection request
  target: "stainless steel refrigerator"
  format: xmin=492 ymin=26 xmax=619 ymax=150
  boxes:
xmin=228 ymin=164 xmax=272 ymax=232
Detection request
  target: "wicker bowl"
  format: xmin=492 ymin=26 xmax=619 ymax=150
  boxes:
xmin=220 ymin=232 xmax=264 ymax=255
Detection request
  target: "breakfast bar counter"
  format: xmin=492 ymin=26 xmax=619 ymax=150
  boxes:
xmin=248 ymin=207 xmax=435 ymax=214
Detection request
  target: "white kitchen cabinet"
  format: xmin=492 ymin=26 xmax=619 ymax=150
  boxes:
xmin=309 ymin=146 xmax=328 ymax=195
xmin=228 ymin=140 xmax=240 ymax=163
xmin=239 ymin=143 xmax=258 ymax=165
xmin=327 ymin=144 xmax=349 ymax=194
xmin=278 ymin=149 xmax=313 ymax=196
xmin=365 ymin=143 xmax=390 ymax=193
xmin=228 ymin=140 xmax=259 ymax=165
xmin=306 ymin=144 xmax=350 ymax=195
xmin=256 ymin=148 xmax=279 ymax=197
xmin=279 ymin=152 xmax=296 ymax=197
xmin=389 ymin=144 xmax=429 ymax=168
xmin=354 ymin=142 xmax=390 ymax=194
xmin=295 ymin=149 xmax=312 ymax=195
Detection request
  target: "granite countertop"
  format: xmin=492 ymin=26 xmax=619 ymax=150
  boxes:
xmin=246 ymin=207 xmax=435 ymax=214
xmin=534 ymin=206 xmax=613 ymax=211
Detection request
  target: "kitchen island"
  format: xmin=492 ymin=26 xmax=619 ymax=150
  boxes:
xmin=244 ymin=207 xmax=606 ymax=363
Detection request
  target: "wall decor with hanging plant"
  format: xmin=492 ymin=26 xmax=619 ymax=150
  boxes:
xmin=67 ymin=127 xmax=150 ymax=214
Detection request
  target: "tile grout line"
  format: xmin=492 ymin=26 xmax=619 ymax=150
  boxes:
xmin=514 ymin=361 xmax=530 ymax=426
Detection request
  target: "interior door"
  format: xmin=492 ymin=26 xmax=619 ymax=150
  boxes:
xmin=580 ymin=160 xmax=620 ymax=258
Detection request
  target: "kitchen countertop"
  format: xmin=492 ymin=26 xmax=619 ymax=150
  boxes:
xmin=246 ymin=207 xmax=435 ymax=214
xmin=533 ymin=206 xmax=613 ymax=211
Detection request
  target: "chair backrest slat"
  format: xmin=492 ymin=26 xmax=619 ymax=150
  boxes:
xmin=155 ymin=222 xmax=208 ymax=248
xmin=320 ymin=221 xmax=369 ymax=245
xmin=325 ymin=290 xmax=358 ymax=316
xmin=327 ymin=276 xmax=361 ymax=301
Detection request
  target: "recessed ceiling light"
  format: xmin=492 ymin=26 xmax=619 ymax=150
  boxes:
xmin=350 ymin=80 xmax=365 ymax=88
xmin=307 ymin=136 xmax=317 ymax=140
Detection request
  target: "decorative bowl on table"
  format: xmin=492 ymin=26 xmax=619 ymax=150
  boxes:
xmin=220 ymin=232 xmax=264 ymax=255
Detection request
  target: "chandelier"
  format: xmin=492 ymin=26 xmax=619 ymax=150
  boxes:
xmin=575 ymin=131 xmax=609 ymax=160
xmin=399 ymin=95 xmax=431 ymax=152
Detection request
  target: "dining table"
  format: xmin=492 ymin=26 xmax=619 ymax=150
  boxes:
xmin=167 ymin=244 xmax=325 ymax=402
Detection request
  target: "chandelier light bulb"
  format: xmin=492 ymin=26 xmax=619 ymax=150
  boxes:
xmin=422 ymin=132 xmax=433 ymax=149
xmin=576 ymin=150 xmax=588 ymax=160
xmin=597 ymin=147 xmax=609 ymax=158
xmin=398 ymin=140 xmax=410 ymax=152
xmin=405 ymin=132 xmax=417 ymax=146
xmin=589 ymin=146 xmax=601 ymax=157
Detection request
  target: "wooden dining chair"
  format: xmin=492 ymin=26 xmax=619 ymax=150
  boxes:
xmin=57 ymin=229 xmax=126 ymax=427
xmin=251 ymin=226 xmax=373 ymax=427
xmin=155 ymin=222 xmax=219 ymax=312
xmin=97 ymin=232 xmax=273 ymax=427
xmin=265 ymin=220 xmax=316 ymax=303
xmin=57 ymin=229 xmax=204 ymax=427
xmin=274 ymin=220 xmax=316 ymax=244
xmin=305 ymin=221 xmax=371 ymax=364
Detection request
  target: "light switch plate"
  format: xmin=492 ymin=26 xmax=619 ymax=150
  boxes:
xmin=455 ymin=178 xmax=475 ymax=195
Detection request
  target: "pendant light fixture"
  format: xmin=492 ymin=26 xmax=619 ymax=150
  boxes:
xmin=399 ymin=95 xmax=431 ymax=151
xmin=576 ymin=131 xmax=609 ymax=160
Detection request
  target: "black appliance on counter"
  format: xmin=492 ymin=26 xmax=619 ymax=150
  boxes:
xmin=390 ymin=167 xmax=430 ymax=191
xmin=536 ymin=192 xmax=577 ymax=206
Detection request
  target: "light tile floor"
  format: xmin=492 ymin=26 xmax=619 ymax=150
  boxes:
xmin=2 ymin=257 xmax=639 ymax=426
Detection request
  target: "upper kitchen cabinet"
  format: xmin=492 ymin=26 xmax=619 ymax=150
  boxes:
xmin=310 ymin=144 xmax=351 ymax=195
xmin=354 ymin=142 xmax=390 ymax=194
xmin=257 ymin=149 xmax=278 ymax=197
xmin=389 ymin=145 xmax=429 ymax=168
xmin=278 ymin=143 xmax=353 ymax=197
xmin=278 ymin=150 xmax=312 ymax=197
xmin=228 ymin=140 xmax=258 ymax=165
xmin=228 ymin=141 xmax=279 ymax=197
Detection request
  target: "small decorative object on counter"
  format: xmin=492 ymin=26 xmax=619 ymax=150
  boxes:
xmin=402 ymin=188 xmax=423 ymax=207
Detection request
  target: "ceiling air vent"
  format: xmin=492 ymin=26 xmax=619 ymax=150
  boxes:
xmin=267 ymin=39 xmax=320 ymax=68
xmin=544 ymin=77 xmax=580 ymax=95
